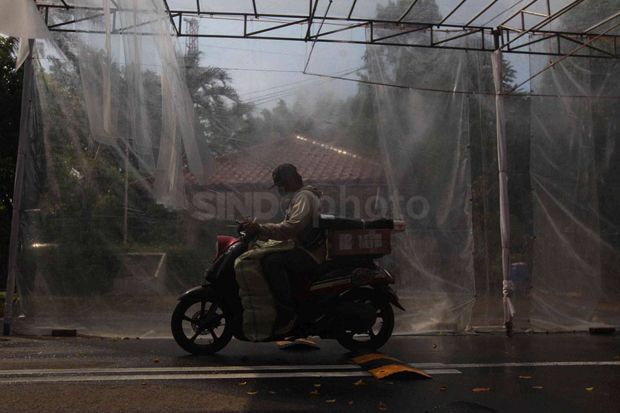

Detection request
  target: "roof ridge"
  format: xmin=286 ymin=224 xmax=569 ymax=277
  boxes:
xmin=204 ymin=135 xmax=384 ymax=189
xmin=292 ymin=135 xmax=380 ymax=165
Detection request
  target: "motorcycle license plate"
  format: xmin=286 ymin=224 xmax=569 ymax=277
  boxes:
xmin=327 ymin=229 xmax=392 ymax=256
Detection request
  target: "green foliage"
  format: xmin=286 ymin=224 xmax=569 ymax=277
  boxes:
xmin=256 ymin=99 xmax=314 ymax=140
xmin=24 ymin=235 xmax=121 ymax=296
xmin=20 ymin=47 xmax=137 ymax=294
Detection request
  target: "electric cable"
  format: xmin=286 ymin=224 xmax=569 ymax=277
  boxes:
xmin=303 ymin=67 xmax=620 ymax=100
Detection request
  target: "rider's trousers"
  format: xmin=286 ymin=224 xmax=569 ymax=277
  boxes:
xmin=261 ymin=248 xmax=318 ymax=320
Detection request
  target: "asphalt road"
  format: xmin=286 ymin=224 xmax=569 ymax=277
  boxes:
xmin=0 ymin=333 xmax=619 ymax=413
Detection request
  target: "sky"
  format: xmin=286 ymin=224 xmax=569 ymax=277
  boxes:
xmin=178 ymin=0 xmax=549 ymax=109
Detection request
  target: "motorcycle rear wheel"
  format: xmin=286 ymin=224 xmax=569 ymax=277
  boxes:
xmin=336 ymin=289 xmax=394 ymax=352
xmin=171 ymin=291 xmax=233 ymax=355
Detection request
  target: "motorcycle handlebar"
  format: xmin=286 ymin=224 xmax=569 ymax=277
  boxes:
xmin=240 ymin=232 xmax=256 ymax=240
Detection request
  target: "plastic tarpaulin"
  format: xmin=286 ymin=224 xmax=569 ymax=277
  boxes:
xmin=0 ymin=0 xmax=50 ymax=67
xmin=363 ymin=44 xmax=477 ymax=332
xmin=10 ymin=0 xmax=213 ymax=336
xmin=524 ymin=42 xmax=620 ymax=330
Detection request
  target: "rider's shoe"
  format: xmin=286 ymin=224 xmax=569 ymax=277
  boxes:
xmin=273 ymin=315 xmax=297 ymax=337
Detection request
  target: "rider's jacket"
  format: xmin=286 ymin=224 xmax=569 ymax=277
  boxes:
xmin=258 ymin=186 xmax=326 ymax=263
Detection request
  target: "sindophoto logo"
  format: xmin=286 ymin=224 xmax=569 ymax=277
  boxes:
xmin=190 ymin=185 xmax=430 ymax=222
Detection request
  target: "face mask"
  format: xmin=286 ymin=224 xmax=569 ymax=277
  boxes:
xmin=278 ymin=187 xmax=296 ymax=206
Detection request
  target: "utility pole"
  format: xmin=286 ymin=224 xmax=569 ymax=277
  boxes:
xmin=185 ymin=18 xmax=199 ymax=56
xmin=491 ymin=46 xmax=515 ymax=337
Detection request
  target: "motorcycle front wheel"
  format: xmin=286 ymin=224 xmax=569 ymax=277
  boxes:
xmin=171 ymin=290 xmax=233 ymax=355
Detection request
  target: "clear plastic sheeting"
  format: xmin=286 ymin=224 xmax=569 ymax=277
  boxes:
xmin=7 ymin=0 xmax=620 ymax=336
xmin=14 ymin=0 xmax=212 ymax=336
xmin=524 ymin=50 xmax=620 ymax=330
xmin=62 ymin=0 xmax=210 ymax=208
xmin=363 ymin=44 xmax=477 ymax=332
xmin=0 ymin=0 xmax=50 ymax=67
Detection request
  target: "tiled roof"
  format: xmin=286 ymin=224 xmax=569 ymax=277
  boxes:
xmin=202 ymin=135 xmax=384 ymax=190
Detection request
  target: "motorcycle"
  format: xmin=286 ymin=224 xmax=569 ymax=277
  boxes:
xmin=171 ymin=215 xmax=405 ymax=355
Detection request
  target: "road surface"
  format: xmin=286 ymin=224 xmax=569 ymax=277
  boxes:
xmin=0 ymin=333 xmax=618 ymax=412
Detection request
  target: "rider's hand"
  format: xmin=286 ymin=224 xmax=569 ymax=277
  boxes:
xmin=239 ymin=219 xmax=260 ymax=236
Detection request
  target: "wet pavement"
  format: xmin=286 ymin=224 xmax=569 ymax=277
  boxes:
xmin=0 ymin=333 xmax=618 ymax=412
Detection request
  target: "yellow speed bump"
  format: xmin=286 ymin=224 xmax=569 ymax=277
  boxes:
xmin=351 ymin=352 xmax=432 ymax=380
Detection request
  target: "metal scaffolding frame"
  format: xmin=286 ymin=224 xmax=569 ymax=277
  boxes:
xmin=34 ymin=0 xmax=620 ymax=58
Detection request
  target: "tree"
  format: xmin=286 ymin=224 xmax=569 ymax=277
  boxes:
xmin=184 ymin=50 xmax=255 ymax=155
xmin=0 ymin=37 xmax=22 ymax=289
xmin=231 ymin=98 xmax=315 ymax=144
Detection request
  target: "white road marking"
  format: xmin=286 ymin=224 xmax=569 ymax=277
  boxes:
xmin=1 ymin=361 xmax=618 ymax=377
xmin=444 ymin=361 xmax=620 ymax=368
xmin=0 ymin=360 xmax=617 ymax=384
xmin=0 ymin=364 xmax=361 ymax=376
xmin=0 ymin=369 xmax=461 ymax=384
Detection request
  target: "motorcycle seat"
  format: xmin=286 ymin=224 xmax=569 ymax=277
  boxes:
xmin=313 ymin=267 xmax=356 ymax=283
xmin=312 ymin=255 xmax=373 ymax=278
xmin=309 ymin=266 xmax=394 ymax=292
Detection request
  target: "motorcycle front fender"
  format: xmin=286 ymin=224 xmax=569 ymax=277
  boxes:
xmin=341 ymin=285 xmax=406 ymax=312
xmin=177 ymin=285 xmax=211 ymax=302
xmin=376 ymin=285 xmax=406 ymax=311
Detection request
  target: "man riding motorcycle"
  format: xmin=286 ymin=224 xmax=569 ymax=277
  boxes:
xmin=172 ymin=163 xmax=403 ymax=354
xmin=240 ymin=163 xmax=325 ymax=336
